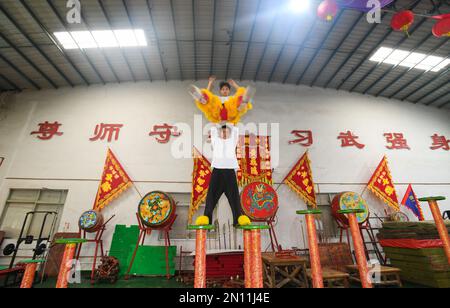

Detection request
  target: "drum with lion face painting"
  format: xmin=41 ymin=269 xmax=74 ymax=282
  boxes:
xmin=240 ymin=182 xmax=278 ymax=221
xmin=331 ymin=192 xmax=369 ymax=226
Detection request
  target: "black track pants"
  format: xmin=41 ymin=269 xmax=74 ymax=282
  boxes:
xmin=204 ymin=168 xmax=242 ymax=225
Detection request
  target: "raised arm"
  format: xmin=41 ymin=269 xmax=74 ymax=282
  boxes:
xmin=207 ymin=76 xmax=216 ymax=91
xmin=228 ymin=79 xmax=240 ymax=91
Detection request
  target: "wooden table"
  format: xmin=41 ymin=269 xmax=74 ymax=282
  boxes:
xmin=306 ymin=268 xmax=350 ymax=288
xmin=262 ymin=252 xmax=309 ymax=288
xmin=345 ymin=264 xmax=402 ymax=287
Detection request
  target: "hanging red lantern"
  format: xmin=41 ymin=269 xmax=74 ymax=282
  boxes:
xmin=317 ymin=0 xmax=338 ymax=22
xmin=432 ymin=18 xmax=450 ymax=38
xmin=391 ymin=10 xmax=415 ymax=36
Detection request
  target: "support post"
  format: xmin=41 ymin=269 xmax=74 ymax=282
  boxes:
xmin=188 ymin=225 xmax=215 ymax=288
xmin=55 ymin=238 xmax=87 ymax=288
xmin=19 ymin=259 xmax=44 ymax=288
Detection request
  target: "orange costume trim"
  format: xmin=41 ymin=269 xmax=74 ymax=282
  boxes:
xmin=195 ymin=87 xmax=253 ymax=124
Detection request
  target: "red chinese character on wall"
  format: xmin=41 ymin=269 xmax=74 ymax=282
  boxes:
xmin=337 ymin=131 xmax=365 ymax=149
xmin=90 ymin=123 xmax=123 ymax=142
xmin=30 ymin=121 xmax=63 ymax=140
xmin=149 ymin=124 xmax=181 ymax=144
xmin=430 ymin=134 xmax=450 ymax=151
xmin=384 ymin=133 xmax=410 ymax=150
xmin=289 ymin=130 xmax=313 ymax=147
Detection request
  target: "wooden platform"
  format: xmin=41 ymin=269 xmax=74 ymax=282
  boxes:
xmin=306 ymin=267 xmax=350 ymax=288
xmin=262 ymin=252 xmax=309 ymax=288
xmin=345 ymin=264 xmax=402 ymax=287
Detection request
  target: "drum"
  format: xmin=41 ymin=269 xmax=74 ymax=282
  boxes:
xmin=79 ymin=210 xmax=104 ymax=233
xmin=240 ymin=182 xmax=278 ymax=221
xmin=138 ymin=191 xmax=176 ymax=228
xmin=331 ymin=192 xmax=369 ymax=226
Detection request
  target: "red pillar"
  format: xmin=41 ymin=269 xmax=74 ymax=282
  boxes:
xmin=188 ymin=224 xmax=215 ymax=288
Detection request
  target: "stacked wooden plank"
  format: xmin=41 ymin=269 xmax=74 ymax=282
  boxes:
xmin=378 ymin=221 xmax=450 ymax=288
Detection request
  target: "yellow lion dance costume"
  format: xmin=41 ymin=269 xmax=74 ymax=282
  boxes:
xmin=194 ymin=87 xmax=253 ymax=125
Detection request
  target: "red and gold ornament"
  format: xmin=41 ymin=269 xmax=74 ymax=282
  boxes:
xmin=391 ymin=10 xmax=415 ymax=36
xmin=317 ymin=0 xmax=339 ymax=22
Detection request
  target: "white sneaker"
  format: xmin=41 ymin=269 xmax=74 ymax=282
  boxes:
xmin=188 ymin=85 xmax=207 ymax=104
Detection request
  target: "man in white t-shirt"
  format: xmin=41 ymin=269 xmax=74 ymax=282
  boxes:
xmin=199 ymin=124 xmax=246 ymax=227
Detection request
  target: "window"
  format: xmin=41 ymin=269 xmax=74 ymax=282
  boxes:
xmin=54 ymin=29 xmax=147 ymax=49
xmin=160 ymin=193 xmax=218 ymax=241
xmin=0 ymin=189 xmax=67 ymax=239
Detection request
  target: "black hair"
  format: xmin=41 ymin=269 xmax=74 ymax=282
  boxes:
xmin=219 ymin=82 xmax=231 ymax=90
xmin=221 ymin=124 xmax=227 ymax=130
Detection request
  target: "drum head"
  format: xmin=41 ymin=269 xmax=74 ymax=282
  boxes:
xmin=79 ymin=210 xmax=100 ymax=231
xmin=138 ymin=191 xmax=175 ymax=227
xmin=333 ymin=192 xmax=369 ymax=225
xmin=241 ymin=182 xmax=278 ymax=221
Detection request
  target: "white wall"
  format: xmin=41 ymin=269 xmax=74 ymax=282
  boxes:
xmin=0 ymin=81 xmax=449 ymax=268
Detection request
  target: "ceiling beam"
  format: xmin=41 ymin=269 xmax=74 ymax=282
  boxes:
xmin=0 ymin=33 xmax=56 ymax=89
xmin=311 ymin=12 xmax=364 ymax=87
xmin=0 ymin=4 xmax=73 ymax=87
xmin=338 ymin=1 xmax=421 ymax=91
xmin=169 ymin=0 xmax=184 ymax=81
xmin=0 ymin=73 xmax=20 ymax=91
xmin=225 ymin=0 xmax=239 ymax=81
xmin=239 ymin=0 xmax=261 ymax=81
xmin=46 ymin=0 xmax=105 ymax=85
xmin=437 ymin=94 xmax=450 ymax=109
xmin=0 ymin=53 xmax=40 ymax=89
xmin=282 ymin=19 xmax=317 ymax=84
xmin=378 ymin=40 xmax=449 ymax=98
xmin=18 ymin=0 xmax=89 ymax=86
xmin=254 ymin=7 xmax=281 ymax=81
xmin=296 ymin=10 xmax=344 ymax=86
xmin=122 ymin=0 xmax=153 ymax=81
xmin=324 ymin=12 xmax=388 ymax=89
xmin=97 ymin=0 xmax=136 ymax=82
xmin=267 ymin=16 xmax=298 ymax=83
xmin=146 ymin=0 xmax=167 ymax=81
xmin=404 ymin=67 xmax=449 ymax=102
xmin=192 ymin=0 xmax=197 ymax=81
xmin=363 ymin=31 xmax=434 ymax=95
xmin=209 ymin=0 xmax=217 ymax=77
xmin=424 ymin=90 xmax=450 ymax=107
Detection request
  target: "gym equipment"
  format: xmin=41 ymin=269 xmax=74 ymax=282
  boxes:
xmin=7 ymin=211 xmax=58 ymax=269
xmin=297 ymin=209 xmax=324 ymax=288
xmin=187 ymin=224 xmax=215 ymax=288
xmin=418 ymin=196 xmax=450 ymax=264
xmin=54 ymin=238 xmax=87 ymax=288
xmin=338 ymin=208 xmax=372 ymax=288
xmin=237 ymin=225 xmax=270 ymax=288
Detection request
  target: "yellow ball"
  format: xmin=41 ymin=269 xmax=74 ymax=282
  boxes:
xmin=195 ymin=216 xmax=209 ymax=226
xmin=238 ymin=215 xmax=251 ymax=226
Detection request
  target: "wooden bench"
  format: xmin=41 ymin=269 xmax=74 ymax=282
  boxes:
xmin=306 ymin=267 xmax=350 ymax=288
xmin=345 ymin=264 xmax=402 ymax=287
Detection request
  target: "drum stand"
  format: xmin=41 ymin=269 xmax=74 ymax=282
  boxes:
xmin=266 ymin=209 xmax=281 ymax=252
xmin=75 ymin=215 xmax=115 ymax=284
xmin=124 ymin=212 xmax=177 ymax=280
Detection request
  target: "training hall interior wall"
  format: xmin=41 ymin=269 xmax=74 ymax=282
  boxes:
xmin=0 ymin=81 xmax=449 ymax=269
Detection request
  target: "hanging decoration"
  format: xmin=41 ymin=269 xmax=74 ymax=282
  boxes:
xmin=391 ymin=10 xmax=415 ymax=36
xmin=283 ymin=151 xmax=317 ymax=208
xmin=188 ymin=148 xmax=212 ymax=224
xmin=237 ymin=135 xmax=273 ymax=187
xmin=93 ymin=148 xmax=132 ymax=211
xmin=366 ymin=155 xmax=400 ymax=212
xmin=432 ymin=18 xmax=450 ymax=38
xmin=317 ymin=0 xmax=339 ymax=21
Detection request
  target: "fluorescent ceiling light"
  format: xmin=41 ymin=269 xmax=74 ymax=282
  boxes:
xmin=370 ymin=47 xmax=450 ymax=72
xmin=289 ymin=0 xmax=310 ymax=13
xmin=54 ymin=29 xmax=147 ymax=49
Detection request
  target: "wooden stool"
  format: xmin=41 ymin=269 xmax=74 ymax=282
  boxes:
xmin=262 ymin=252 xmax=309 ymax=288
xmin=346 ymin=264 xmax=402 ymax=287
xmin=306 ymin=267 xmax=350 ymax=288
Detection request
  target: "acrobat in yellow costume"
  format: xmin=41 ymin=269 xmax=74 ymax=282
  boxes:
xmin=194 ymin=87 xmax=253 ymax=125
